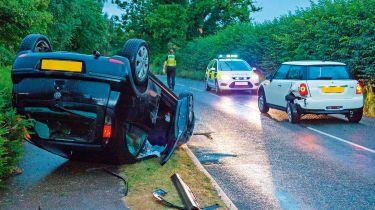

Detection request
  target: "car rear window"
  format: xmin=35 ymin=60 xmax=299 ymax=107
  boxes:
xmin=219 ymin=60 xmax=251 ymax=71
xmin=307 ymin=65 xmax=352 ymax=80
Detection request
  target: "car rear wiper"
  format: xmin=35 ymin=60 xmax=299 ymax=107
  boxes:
xmin=53 ymin=104 xmax=95 ymax=120
xmin=316 ymin=77 xmax=332 ymax=80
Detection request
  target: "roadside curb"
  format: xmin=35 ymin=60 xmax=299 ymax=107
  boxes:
xmin=181 ymin=145 xmax=238 ymax=210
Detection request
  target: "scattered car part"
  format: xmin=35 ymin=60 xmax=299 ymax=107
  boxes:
xmin=153 ymin=189 xmax=185 ymax=210
xmin=171 ymin=173 xmax=221 ymax=210
xmin=193 ymin=132 xmax=214 ymax=140
xmin=171 ymin=173 xmax=200 ymax=210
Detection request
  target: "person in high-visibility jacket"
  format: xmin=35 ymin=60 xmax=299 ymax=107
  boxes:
xmin=163 ymin=49 xmax=176 ymax=90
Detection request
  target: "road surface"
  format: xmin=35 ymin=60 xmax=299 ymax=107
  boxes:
xmin=169 ymin=77 xmax=375 ymax=210
xmin=0 ymin=143 xmax=127 ymax=210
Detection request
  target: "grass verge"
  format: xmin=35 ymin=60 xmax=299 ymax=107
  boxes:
xmin=121 ymin=147 xmax=225 ymax=209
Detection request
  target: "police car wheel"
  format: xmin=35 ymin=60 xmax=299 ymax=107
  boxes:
xmin=287 ymin=102 xmax=300 ymax=124
xmin=122 ymin=39 xmax=149 ymax=86
xmin=18 ymin=34 xmax=53 ymax=54
xmin=205 ymin=79 xmax=211 ymax=91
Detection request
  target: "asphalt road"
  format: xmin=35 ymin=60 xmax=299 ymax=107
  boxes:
xmin=0 ymin=143 xmax=127 ymax=210
xmin=168 ymin=76 xmax=375 ymax=210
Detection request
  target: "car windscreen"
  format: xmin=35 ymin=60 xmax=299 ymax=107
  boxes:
xmin=307 ymin=65 xmax=352 ymax=80
xmin=219 ymin=60 xmax=251 ymax=71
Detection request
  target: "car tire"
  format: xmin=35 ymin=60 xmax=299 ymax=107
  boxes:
xmin=215 ymin=80 xmax=222 ymax=95
xmin=205 ymin=78 xmax=211 ymax=91
xmin=347 ymin=110 xmax=363 ymax=123
xmin=18 ymin=34 xmax=52 ymax=54
xmin=287 ymin=102 xmax=300 ymax=124
xmin=258 ymin=90 xmax=269 ymax=113
xmin=121 ymin=39 xmax=149 ymax=87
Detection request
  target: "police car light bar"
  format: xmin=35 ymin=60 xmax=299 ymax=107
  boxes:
xmin=218 ymin=54 xmax=238 ymax=58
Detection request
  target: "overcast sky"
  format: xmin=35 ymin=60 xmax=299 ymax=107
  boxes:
xmin=102 ymin=0 xmax=314 ymax=23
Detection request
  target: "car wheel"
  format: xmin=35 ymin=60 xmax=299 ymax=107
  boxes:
xmin=287 ymin=102 xmax=300 ymax=124
xmin=18 ymin=34 xmax=52 ymax=54
xmin=215 ymin=80 xmax=222 ymax=95
xmin=205 ymin=78 xmax=211 ymax=91
xmin=347 ymin=110 xmax=363 ymax=123
xmin=258 ymin=90 xmax=269 ymax=113
xmin=122 ymin=39 xmax=149 ymax=89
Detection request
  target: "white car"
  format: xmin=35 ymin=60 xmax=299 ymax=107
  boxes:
xmin=258 ymin=61 xmax=364 ymax=123
xmin=205 ymin=55 xmax=260 ymax=94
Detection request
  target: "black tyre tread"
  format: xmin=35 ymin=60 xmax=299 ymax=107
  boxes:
xmin=258 ymin=90 xmax=269 ymax=113
xmin=287 ymin=102 xmax=300 ymax=124
xmin=348 ymin=111 xmax=363 ymax=123
xmin=122 ymin=39 xmax=149 ymax=86
xmin=18 ymin=34 xmax=52 ymax=53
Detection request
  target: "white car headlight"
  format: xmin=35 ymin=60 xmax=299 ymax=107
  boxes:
xmin=251 ymin=74 xmax=259 ymax=81
xmin=220 ymin=74 xmax=231 ymax=81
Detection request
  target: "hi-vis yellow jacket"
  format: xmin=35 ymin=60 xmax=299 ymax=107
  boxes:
xmin=166 ymin=55 xmax=176 ymax=67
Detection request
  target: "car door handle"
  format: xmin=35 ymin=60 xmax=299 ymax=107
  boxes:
xmin=277 ymin=84 xmax=282 ymax=87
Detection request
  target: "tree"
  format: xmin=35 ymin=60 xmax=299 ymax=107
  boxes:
xmin=115 ymin=0 xmax=260 ymax=53
xmin=0 ymin=0 xmax=52 ymax=65
xmin=47 ymin=0 xmax=107 ymax=53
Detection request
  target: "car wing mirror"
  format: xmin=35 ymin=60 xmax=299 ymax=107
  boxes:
xmin=266 ymin=74 xmax=273 ymax=82
xmin=161 ymin=92 xmax=195 ymax=165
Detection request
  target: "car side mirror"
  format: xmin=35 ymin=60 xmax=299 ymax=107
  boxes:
xmin=266 ymin=74 xmax=273 ymax=82
xmin=252 ymin=67 xmax=256 ymax=71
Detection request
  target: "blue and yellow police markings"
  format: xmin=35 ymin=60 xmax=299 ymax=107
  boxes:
xmin=206 ymin=69 xmax=221 ymax=80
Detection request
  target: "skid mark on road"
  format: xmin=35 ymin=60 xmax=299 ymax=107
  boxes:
xmin=307 ymin=127 xmax=375 ymax=154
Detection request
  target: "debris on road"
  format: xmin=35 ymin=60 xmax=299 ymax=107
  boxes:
xmin=153 ymin=173 xmax=221 ymax=210
xmin=171 ymin=173 xmax=201 ymax=210
xmin=193 ymin=132 xmax=215 ymax=140
xmin=153 ymin=189 xmax=185 ymax=209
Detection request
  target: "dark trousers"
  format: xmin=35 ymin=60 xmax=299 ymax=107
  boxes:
xmin=166 ymin=66 xmax=176 ymax=90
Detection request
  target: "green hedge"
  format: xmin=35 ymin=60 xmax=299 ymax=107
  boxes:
xmin=0 ymin=67 xmax=32 ymax=181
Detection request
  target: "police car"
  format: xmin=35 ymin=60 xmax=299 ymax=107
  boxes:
xmin=205 ymin=55 xmax=260 ymax=94
xmin=258 ymin=61 xmax=364 ymax=123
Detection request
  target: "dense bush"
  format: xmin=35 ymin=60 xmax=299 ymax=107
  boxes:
xmin=0 ymin=89 xmax=32 ymax=181
xmin=178 ymin=0 xmax=375 ymax=85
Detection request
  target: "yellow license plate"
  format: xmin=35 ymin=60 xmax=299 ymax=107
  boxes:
xmin=41 ymin=59 xmax=83 ymax=73
xmin=322 ymin=86 xmax=344 ymax=93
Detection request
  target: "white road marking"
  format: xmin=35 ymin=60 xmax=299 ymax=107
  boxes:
xmin=307 ymin=127 xmax=375 ymax=154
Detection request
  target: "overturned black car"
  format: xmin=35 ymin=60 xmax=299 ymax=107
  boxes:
xmin=11 ymin=34 xmax=194 ymax=165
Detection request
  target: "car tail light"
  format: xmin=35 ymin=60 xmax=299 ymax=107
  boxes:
xmin=109 ymin=58 xmax=124 ymax=65
xmin=102 ymin=116 xmax=112 ymax=139
xmin=356 ymin=83 xmax=363 ymax=94
xmin=102 ymin=125 xmax=112 ymax=139
xmin=299 ymin=83 xmax=308 ymax=96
